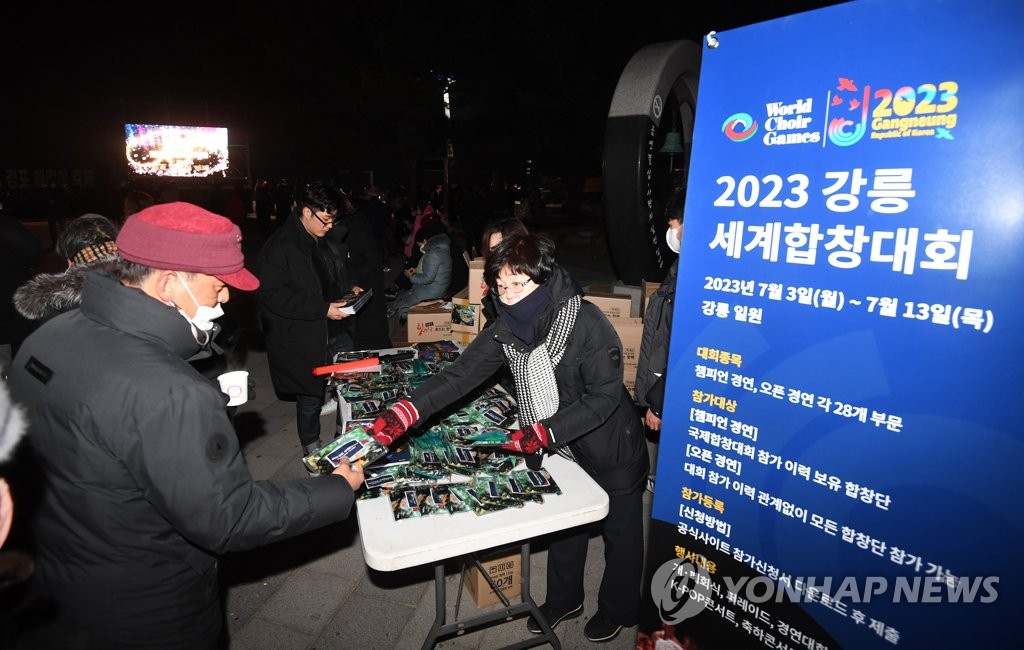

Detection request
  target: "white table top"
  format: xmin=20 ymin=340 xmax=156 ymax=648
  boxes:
xmin=356 ymin=454 xmax=610 ymax=572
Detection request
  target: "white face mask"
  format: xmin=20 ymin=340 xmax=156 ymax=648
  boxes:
xmin=174 ymin=272 xmax=224 ymax=334
xmin=666 ymin=224 xmax=682 ymax=254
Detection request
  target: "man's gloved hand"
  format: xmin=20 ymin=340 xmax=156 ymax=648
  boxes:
xmin=500 ymin=422 xmax=550 ymax=455
xmin=369 ymin=399 xmax=419 ymax=446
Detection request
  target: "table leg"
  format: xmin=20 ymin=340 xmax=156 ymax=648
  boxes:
xmin=421 ymin=562 xmax=447 ymax=650
xmin=419 ymin=542 xmax=561 ymax=650
xmin=518 ymin=542 xmax=561 ymax=650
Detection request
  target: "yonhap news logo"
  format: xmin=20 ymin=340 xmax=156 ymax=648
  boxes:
xmin=650 ymin=557 xmax=1000 ymax=626
xmin=651 ymin=559 xmax=714 ymax=624
xmin=721 ymin=574 xmax=1000 ymax=605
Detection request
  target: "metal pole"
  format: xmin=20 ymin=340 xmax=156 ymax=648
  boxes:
xmin=443 ymin=156 xmax=450 ymax=218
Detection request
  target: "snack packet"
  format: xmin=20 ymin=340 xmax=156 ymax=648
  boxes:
xmin=302 ymin=426 xmax=388 ymax=474
xmin=511 ymin=468 xmax=562 ymax=496
xmin=472 ymin=474 xmax=525 ymax=511
xmin=445 ymin=483 xmax=475 ymax=514
xmin=349 ymin=398 xmax=383 ymax=419
xmin=477 ymin=449 xmax=520 ymax=474
xmin=463 ymin=428 xmax=512 ymax=447
xmin=448 ymin=483 xmax=503 ymax=516
xmin=390 ymin=488 xmax=422 ymax=521
xmin=500 ymin=473 xmax=545 ymax=504
xmin=417 ymin=486 xmax=451 ymax=516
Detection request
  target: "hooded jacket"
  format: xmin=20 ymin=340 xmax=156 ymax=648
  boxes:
xmin=13 ymin=260 xmax=232 ymax=367
xmin=13 ymin=259 xmax=115 ymax=322
xmin=408 ymin=232 xmax=452 ymax=296
xmin=392 ymin=232 xmax=452 ymax=318
xmin=408 ymin=264 xmax=649 ymax=495
xmin=7 ymin=271 xmax=354 ymax=647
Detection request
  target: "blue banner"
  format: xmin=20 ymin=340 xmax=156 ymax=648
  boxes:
xmin=643 ymin=1 xmax=1024 ymax=648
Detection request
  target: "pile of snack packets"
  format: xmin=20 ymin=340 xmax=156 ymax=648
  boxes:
xmin=302 ymin=341 xmax=563 ymax=521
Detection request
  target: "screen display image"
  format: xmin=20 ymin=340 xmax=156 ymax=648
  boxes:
xmin=124 ymin=123 xmax=229 ymax=177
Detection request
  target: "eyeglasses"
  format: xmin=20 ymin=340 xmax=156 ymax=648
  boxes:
xmin=309 ymin=208 xmax=337 ymax=226
xmin=494 ymin=278 xmax=532 ymax=295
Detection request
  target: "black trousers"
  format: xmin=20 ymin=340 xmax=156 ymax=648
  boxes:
xmin=295 ymin=331 xmax=353 ymax=448
xmin=295 ymin=393 xmax=324 ymax=448
xmin=545 ymin=485 xmax=645 ymax=626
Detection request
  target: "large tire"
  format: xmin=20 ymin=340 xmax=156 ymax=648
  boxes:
xmin=603 ymin=40 xmax=700 ymax=285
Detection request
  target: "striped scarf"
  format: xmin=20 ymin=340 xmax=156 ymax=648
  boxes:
xmin=502 ymin=295 xmax=581 ymax=428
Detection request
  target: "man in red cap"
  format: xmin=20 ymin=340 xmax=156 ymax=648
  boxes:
xmin=7 ymin=202 xmax=364 ymax=648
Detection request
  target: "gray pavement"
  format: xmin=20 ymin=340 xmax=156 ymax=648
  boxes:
xmin=220 ymin=220 xmax=657 ymax=649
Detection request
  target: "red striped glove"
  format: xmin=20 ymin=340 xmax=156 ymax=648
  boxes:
xmin=369 ymin=399 xmax=419 ymax=446
xmin=500 ymin=422 xmax=550 ymax=455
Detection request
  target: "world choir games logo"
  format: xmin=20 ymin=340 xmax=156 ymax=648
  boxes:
xmin=721 ymin=76 xmax=959 ymax=147
xmin=721 ymin=112 xmax=758 ymax=142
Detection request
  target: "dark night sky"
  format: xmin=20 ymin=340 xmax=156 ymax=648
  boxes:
xmin=7 ymin=1 xmax=845 ymax=190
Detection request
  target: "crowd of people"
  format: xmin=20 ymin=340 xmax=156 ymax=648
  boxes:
xmin=0 ymin=175 xmax=687 ymax=648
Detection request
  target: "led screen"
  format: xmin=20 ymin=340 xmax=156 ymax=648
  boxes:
xmin=125 ymin=123 xmax=229 ymax=177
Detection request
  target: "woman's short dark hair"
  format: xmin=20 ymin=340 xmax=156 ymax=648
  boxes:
xmin=484 ymin=233 xmax=555 ymax=288
xmin=480 ymin=217 xmax=529 ymax=257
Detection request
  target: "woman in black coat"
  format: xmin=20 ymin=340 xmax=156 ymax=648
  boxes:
xmin=368 ymin=234 xmax=648 ymax=644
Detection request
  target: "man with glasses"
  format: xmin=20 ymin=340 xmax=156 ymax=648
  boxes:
xmin=258 ymin=181 xmax=358 ymax=469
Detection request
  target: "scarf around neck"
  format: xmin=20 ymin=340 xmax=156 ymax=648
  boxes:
xmin=502 ymin=293 xmax=581 ymax=426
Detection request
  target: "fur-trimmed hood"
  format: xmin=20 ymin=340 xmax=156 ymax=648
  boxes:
xmin=13 ymin=261 xmax=117 ymax=322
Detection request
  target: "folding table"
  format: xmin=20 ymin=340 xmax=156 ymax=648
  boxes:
xmin=355 ymin=454 xmax=610 ymax=649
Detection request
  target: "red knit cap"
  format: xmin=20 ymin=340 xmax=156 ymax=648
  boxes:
xmin=116 ymin=202 xmax=259 ymax=290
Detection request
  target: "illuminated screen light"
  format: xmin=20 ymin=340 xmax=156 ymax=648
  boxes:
xmin=125 ymin=123 xmax=229 ymax=177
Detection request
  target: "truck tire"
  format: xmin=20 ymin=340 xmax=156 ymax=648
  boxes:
xmin=603 ymin=40 xmax=700 ymax=285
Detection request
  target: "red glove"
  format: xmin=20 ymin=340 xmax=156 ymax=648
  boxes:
xmin=500 ymin=422 xmax=550 ymax=455
xmin=369 ymin=399 xmax=419 ymax=446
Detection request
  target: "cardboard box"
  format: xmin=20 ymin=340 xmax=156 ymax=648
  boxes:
xmin=466 ymin=548 xmax=521 ymax=608
xmin=612 ymin=317 xmax=644 ymax=368
xmin=468 ymin=258 xmax=486 ymax=305
xmin=641 ymin=280 xmax=661 ymax=316
xmin=585 ymin=292 xmax=633 ymax=321
xmin=586 ymin=283 xmax=641 ymax=317
xmin=406 ymin=301 xmax=452 ymax=343
xmin=451 ymin=288 xmax=483 ymax=334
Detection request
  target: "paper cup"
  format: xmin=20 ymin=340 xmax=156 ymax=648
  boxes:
xmin=217 ymin=370 xmax=249 ymax=407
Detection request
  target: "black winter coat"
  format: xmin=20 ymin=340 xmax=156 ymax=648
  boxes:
xmin=635 ymin=258 xmax=678 ymax=416
xmin=7 ymin=272 xmax=354 ymax=647
xmin=339 ymin=209 xmax=392 ymax=350
xmin=258 ymin=213 xmax=348 ymax=396
xmin=409 ymin=265 xmax=648 ymax=495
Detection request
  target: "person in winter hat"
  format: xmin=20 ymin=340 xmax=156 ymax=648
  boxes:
xmin=7 ymin=202 xmax=363 ymax=648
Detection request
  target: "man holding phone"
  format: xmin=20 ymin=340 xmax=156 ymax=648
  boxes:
xmin=258 ymin=181 xmax=359 ymax=465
